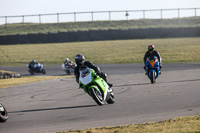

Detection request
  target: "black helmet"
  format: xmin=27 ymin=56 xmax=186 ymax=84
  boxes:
xmin=75 ymin=54 xmax=85 ymax=65
xmin=148 ymin=44 xmax=155 ymax=52
xmin=32 ymin=60 xmax=35 ymax=63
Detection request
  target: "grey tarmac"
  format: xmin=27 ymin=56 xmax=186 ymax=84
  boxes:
xmin=0 ymin=63 xmax=200 ymax=133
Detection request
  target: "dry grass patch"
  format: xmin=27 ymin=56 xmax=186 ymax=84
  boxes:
xmin=0 ymin=75 xmax=73 ymax=89
xmin=0 ymin=37 xmax=200 ymax=66
xmin=53 ymin=116 xmax=200 ymax=133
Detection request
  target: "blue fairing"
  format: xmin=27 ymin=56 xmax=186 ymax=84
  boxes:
xmin=146 ymin=56 xmax=160 ymax=80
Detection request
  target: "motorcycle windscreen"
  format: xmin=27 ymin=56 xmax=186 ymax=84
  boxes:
xmin=79 ymin=70 xmax=92 ymax=85
xmin=147 ymin=56 xmax=158 ymax=68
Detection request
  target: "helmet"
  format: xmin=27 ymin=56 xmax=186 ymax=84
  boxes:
xmin=148 ymin=44 xmax=155 ymax=52
xmin=32 ymin=60 xmax=35 ymax=63
xmin=75 ymin=54 xmax=85 ymax=65
xmin=65 ymin=58 xmax=69 ymax=62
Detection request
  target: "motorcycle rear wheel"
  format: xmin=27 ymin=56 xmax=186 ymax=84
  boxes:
xmin=42 ymin=69 xmax=46 ymax=74
xmin=107 ymin=92 xmax=115 ymax=104
xmin=0 ymin=103 xmax=8 ymax=122
xmin=90 ymin=87 xmax=104 ymax=106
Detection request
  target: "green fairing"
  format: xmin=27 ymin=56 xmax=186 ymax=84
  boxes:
xmin=94 ymin=77 xmax=108 ymax=93
xmin=79 ymin=69 xmax=108 ymax=94
xmin=79 ymin=68 xmax=115 ymax=106
xmin=88 ymin=85 xmax=99 ymax=96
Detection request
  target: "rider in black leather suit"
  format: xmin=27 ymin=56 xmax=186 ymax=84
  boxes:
xmin=74 ymin=54 xmax=113 ymax=88
xmin=143 ymin=44 xmax=162 ymax=73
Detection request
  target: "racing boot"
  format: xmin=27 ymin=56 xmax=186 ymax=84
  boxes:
xmin=159 ymin=64 xmax=162 ymax=74
xmin=107 ymin=82 xmax=113 ymax=88
xmin=144 ymin=66 xmax=147 ymax=75
xmin=107 ymin=82 xmax=113 ymax=92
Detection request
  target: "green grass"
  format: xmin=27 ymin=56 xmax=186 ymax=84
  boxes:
xmin=52 ymin=116 xmax=200 ymax=133
xmin=0 ymin=37 xmax=200 ymax=66
xmin=0 ymin=17 xmax=200 ymax=35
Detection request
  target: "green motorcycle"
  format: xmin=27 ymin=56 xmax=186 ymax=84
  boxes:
xmin=79 ymin=67 xmax=115 ymax=106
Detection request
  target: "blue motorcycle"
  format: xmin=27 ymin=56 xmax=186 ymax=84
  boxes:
xmin=145 ymin=56 xmax=160 ymax=84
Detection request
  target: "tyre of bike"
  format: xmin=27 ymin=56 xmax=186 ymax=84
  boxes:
xmin=150 ymin=71 xmax=156 ymax=84
xmin=66 ymin=69 xmax=71 ymax=75
xmin=106 ymin=92 xmax=115 ymax=104
xmin=29 ymin=70 xmax=34 ymax=75
xmin=90 ymin=87 xmax=104 ymax=106
xmin=42 ymin=69 xmax=46 ymax=74
xmin=0 ymin=103 xmax=8 ymax=122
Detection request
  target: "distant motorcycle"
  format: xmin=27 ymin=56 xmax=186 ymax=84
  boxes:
xmin=0 ymin=103 xmax=8 ymax=122
xmin=61 ymin=63 xmax=76 ymax=75
xmin=27 ymin=63 xmax=46 ymax=75
xmin=145 ymin=56 xmax=160 ymax=83
xmin=79 ymin=67 xmax=115 ymax=106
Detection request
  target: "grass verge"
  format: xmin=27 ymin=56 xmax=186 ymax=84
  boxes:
xmin=1 ymin=17 xmax=200 ymax=35
xmin=0 ymin=37 xmax=200 ymax=66
xmin=52 ymin=116 xmax=200 ymax=133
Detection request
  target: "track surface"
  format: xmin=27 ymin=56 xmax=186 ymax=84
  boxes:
xmin=0 ymin=63 xmax=200 ymax=133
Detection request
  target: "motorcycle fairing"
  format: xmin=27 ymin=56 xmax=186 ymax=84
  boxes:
xmin=79 ymin=68 xmax=108 ymax=101
xmin=148 ymin=58 xmax=157 ymax=68
xmin=146 ymin=56 xmax=160 ymax=79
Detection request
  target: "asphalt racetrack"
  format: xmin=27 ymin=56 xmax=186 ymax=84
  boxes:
xmin=0 ymin=63 xmax=200 ymax=133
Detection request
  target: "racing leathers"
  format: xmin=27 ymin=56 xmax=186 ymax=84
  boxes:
xmin=143 ymin=50 xmax=162 ymax=69
xmin=28 ymin=62 xmax=38 ymax=71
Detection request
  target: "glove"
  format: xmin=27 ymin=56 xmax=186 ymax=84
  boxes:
xmin=160 ymin=64 xmax=162 ymax=69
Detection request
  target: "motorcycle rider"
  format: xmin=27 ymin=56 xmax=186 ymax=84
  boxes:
xmin=74 ymin=54 xmax=113 ymax=88
xmin=64 ymin=58 xmax=74 ymax=65
xmin=143 ymin=44 xmax=162 ymax=74
xmin=28 ymin=60 xmax=38 ymax=71
xmin=64 ymin=58 xmax=76 ymax=68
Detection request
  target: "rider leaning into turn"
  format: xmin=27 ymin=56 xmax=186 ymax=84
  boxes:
xmin=28 ymin=60 xmax=38 ymax=71
xmin=74 ymin=54 xmax=113 ymax=88
xmin=64 ymin=58 xmax=74 ymax=65
xmin=143 ymin=44 xmax=162 ymax=73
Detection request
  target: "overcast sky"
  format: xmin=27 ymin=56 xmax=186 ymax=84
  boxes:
xmin=0 ymin=0 xmax=199 ymax=24
xmin=0 ymin=0 xmax=199 ymax=16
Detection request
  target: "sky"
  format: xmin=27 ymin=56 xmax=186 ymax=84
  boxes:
xmin=0 ymin=0 xmax=200 ymax=24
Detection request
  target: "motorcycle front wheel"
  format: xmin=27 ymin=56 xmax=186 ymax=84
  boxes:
xmin=29 ymin=70 xmax=34 ymax=75
xmin=90 ymin=87 xmax=104 ymax=106
xmin=66 ymin=70 xmax=71 ymax=75
xmin=150 ymin=71 xmax=156 ymax=84
xmin=0 ymin=103 xmax=8 ymax=122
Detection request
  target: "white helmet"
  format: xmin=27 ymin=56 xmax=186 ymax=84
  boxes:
xmin=65 ymin=58 xmax=69 ymax=62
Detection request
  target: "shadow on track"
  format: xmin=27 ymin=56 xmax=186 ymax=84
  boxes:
xmin=9 ymin=104 xmax=97 ymax=114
